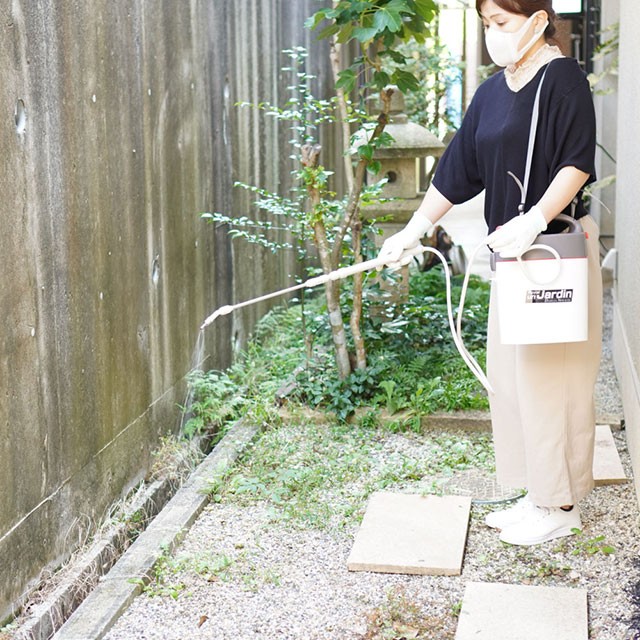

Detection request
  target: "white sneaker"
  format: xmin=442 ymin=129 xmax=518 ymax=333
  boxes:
xmin=499 ymin=505 xmax=581 ymax=546
xmin=485 ymin=494 xmax=533 ymax=530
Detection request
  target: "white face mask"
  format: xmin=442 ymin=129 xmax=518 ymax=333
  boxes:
xmin=485 ymin=12 xmax=549 ymax=68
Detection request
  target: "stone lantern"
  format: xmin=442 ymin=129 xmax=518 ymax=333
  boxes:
xmin=362 ymin=87 xmax=445 ymax=228
xmin=358 ymin=88 xmax=446 ymax=299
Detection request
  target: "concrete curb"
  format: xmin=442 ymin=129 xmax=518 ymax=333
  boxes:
xmin=421 ymin=409 xmax=622 ymax=432
xmin=15 ymin=476 xmax=175 ymax=640
xmin=422 ymin=410 xmax=491 ymax=432
xmin=50 ymin=419 xmax=261 ymax=640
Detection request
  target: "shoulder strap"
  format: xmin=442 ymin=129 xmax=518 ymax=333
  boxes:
xmin=522 ymin=65 xmax=549 ymax=206
xmin=507 ymin=64 xmax=550 ymax=214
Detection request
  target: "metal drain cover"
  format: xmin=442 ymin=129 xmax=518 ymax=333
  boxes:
xmin=441 ymin=468 xmax=525 ymax=505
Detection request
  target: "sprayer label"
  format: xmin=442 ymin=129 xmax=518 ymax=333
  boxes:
xmin=526 ymin=289 xmax=574 ymax=303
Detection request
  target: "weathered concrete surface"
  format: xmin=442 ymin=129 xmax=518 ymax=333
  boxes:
xmin=455 ymin=582 xmax=588 ymax=640
xmin=0 ymin=0 xmax=333 ymax=621
xmin=347 ymin=492 xmax=471 ymax=576
xmin=593 ymin=424 xmax=628 ymax=485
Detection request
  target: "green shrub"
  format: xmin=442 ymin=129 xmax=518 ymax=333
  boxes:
xmin=184 ymin=265 xmax=490 ymax=435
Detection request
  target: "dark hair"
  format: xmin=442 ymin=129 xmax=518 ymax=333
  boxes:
xmin=476 ymin=0 xmax=557 ymax=39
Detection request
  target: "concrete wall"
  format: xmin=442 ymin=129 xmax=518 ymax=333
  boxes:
xmin=0 ymin=0 xmax=333 ymax=620
xmin=613 ymin=0 xmax=640 ymax=501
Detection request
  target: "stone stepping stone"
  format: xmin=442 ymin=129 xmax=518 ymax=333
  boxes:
xmin=593 ymin=424 xmax=628 ymax=485
xmin=346 ymin=492 xmax=471 ymax=576
xmin=455 ymin=582 xmax=588 ymax=640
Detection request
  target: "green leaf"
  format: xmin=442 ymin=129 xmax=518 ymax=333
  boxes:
xmin=380 ymin=48 xmax=408 ymax=64
xmin=317 ymin=23 xmax=340 ymax=41
xmin=333 ymin=0 xmax=369 ymax=16
xmin=375 ymin=131 xmax=395 ymax=148
xmin=382 ymin=30 xmax=397 ymax=48
xmin=411 ymin=31 xmax=427 ymax=44
xmin=414 ymin=0 xmax=437 ymax=21
xmin=391 ymin=69 xmax=421 ymax=93
xmin=358 ymin=143 xmax=374 ymax=161
xmin=373 ymin=70 xmax=392 ymax=90
xmin=336 ymin=68 xmax=357 ymax=93
xmin=336 ymin=22 xmax=354 ymax=44
xmin=373 ymin=3 xmax=403 ymax=33
xmin=305 ymin=10 xmax=327 ymax=31
xmin=402 ymin=13 xmax=428 ymax=37
xmin=367 ymin=160 xmax=382 ymax=175
xmin=353 ymin=26 xmax=379 ymax=43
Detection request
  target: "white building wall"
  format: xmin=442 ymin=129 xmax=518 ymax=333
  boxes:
xmin=590 ymin=0 xmax=619 ymax=239
xmin=613 ymin=0 xmax=640 ymax=501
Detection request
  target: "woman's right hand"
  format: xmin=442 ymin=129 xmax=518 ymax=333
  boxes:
xmin=376 ymin=214 xmax=434 ymax=266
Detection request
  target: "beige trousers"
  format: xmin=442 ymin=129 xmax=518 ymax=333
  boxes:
xmin=487 ymin=215 xmax=602 ymax=507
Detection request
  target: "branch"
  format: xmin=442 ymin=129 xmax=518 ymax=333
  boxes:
xmin=330 ymin=36 xmax=355 ymax=194
xmin=331 ymin=86 xmax=394 ymax=265
xmin=301 ymin=143 xmax=322 ymax=169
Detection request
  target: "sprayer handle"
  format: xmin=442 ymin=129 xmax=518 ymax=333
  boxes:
xmin=517 ymin=244 xmax=562 ymax=285
xmin=553 ymin=213 xmax=581 ymax=233
xmin=381 ymin=244 xmax=431 ymax=270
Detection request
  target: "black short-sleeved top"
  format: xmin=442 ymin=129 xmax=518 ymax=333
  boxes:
xmin=432 ymin=58 xmax=596 ymax=234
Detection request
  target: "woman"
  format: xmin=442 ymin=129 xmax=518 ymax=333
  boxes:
xmin=377 ymin=0 xmax=602 ymax=546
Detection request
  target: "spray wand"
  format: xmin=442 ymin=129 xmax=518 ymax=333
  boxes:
xmin=200 ymin=244 xmax=493 ymax=394
xmin=201 ymin=245 xmax=426 ymax=330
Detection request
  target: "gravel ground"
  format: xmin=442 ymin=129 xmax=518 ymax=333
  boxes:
xmin=104 ymin=434 xmax=639 ymax=640
xmin=104 ymin=290 xmax=638 ymax=640
xmin=595 ymin=290 xmax=624 ymax=420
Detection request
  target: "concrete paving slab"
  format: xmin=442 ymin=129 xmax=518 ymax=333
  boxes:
xmin=593 ymin=424 xmax=628 ymax=485
xmin=455 ymin=582 xmax=588 ymax=640
xmin=346 ymin=492 xmax=471 ymax=576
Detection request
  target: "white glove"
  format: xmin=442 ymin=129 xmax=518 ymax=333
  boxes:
xmin=486 ymin=206 xmax=547 ymax=258
xmin=377 ymin=214 xmax=434 ymax=266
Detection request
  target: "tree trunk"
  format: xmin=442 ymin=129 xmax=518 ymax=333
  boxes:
xmin=332 ymin=88 xmax=395 ymax=372
xmin=332 ymin=87 xmax=394 ymax=265
xmin=313 ymin=222 xmax=352 ymax=379
xmin=301 ymin=144 xmax=352 ymax=379
xmin=349 ymin=219 xmax=367 ymax=369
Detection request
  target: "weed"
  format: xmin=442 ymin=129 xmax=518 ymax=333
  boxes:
xmin=570 ymin=529 xmax=616 ymax=556
xmin=378 ymin=380 xmax=408 ymax=415
xmin=148 ymin=435 xmax=205 ymax=484
xmin=356 ymin=408 xmax=382 ymax=430
xmin=385 ymin=414 xmax=422 ymax=434
xmin=181 ymin=370 xmax=248 ymax=439
xmin=239 ymin=565 xmax=282 ymax=592
xmin=133 ymin=549 xmax=189 ymax=599
xmin=523 ymin=561 xmax=571 ymax=581
xmin=136 ymin=546 xmax=282 ymax=599
xmin=361 ymin=585 xmax=457 ymax=640
xmin=207 ymin=419 xmax=494 ymax=530
xmin=450 ymin=600 xmax=463 ymax=618
xmin=136 ymin=549 xmax=237 ymax=600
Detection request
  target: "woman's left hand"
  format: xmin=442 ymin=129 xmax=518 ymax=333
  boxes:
xmin=487 ymin=206 xmax=547 ymax=257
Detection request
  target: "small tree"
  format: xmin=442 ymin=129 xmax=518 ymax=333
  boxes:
xmin=306 ymin=0 xmax=438 ymax=374
xmin=205 ymin=1 xmax=439 ymax=379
